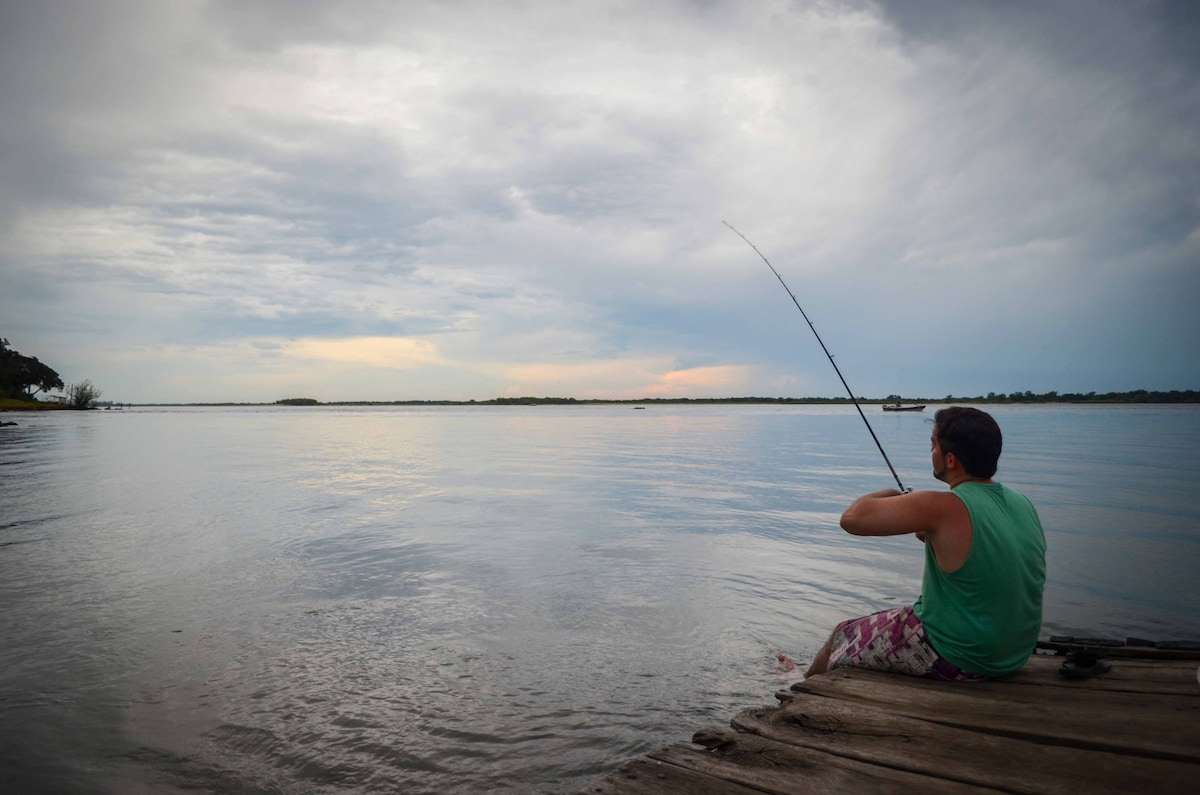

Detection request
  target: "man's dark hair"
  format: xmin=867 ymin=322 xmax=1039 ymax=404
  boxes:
xmin=934 ymin=406 xmax=1003 ymax=479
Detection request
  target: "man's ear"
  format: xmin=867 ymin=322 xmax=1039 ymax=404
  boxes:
xmin=944 ymin=451 xmax=959 ymax=470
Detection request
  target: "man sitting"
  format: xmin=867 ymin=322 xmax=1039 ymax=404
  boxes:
xmin=782 ymin=406 xmax=1046 ymax=681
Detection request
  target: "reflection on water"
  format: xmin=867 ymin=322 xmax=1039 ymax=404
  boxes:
xmin=1 ymin=404 xmax=1197 ymax=793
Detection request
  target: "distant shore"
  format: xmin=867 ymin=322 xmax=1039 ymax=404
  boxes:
xmin=275 ymin=390 xmax=1200 ymax=406
xmin=0 ymin=399 xmax=75 ymax=411
xmin=8 ymin=389 xmax=1186 ymax=409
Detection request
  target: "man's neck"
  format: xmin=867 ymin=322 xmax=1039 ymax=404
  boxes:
xmin=949 ymin=474 xmax=994 ymax=489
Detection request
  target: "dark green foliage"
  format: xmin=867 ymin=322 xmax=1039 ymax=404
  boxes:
xmin=0 ymin=338 xmax=64 ymax=399
xmin=323 ymin=391 xmax=1199 ymax=406
xmin=66 ymin=380 xmax=102 ymax=409
xmin=949 ymin=389 xmax=1199 ymax=404
xmin=275 ymin=398 xmax=320 ymax=405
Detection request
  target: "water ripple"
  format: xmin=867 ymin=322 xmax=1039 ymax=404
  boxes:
xmin=0 ymin=404 xmax=1197 ymax=793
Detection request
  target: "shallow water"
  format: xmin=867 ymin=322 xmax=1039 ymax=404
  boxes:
xmin=1 ymin=403 xmax=1198 ymax=793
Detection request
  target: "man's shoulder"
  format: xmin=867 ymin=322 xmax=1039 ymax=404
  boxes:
xmin=988 ymin=482 xmax=1037 ymax=508
xmin=909 ymin=489 xmax=971 ymax=520
xmin=913 ymin=488 xmax=966 ymax=504
xmin=954 ymin=481 xmax=1027 ymax=503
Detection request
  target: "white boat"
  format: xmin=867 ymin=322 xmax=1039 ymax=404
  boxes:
xmin=882 ymin=403 xmax=926 ymax=412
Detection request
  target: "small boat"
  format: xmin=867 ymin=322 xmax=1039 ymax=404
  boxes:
xmin=882 ymin=403 xmax=926 ymax=412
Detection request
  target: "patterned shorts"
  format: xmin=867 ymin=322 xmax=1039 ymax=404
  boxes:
xmin=827 ymin=605 xmax=987 ymax=682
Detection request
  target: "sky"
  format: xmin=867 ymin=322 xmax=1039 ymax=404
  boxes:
xmin=1 ymin=0 xmax=1197 ymax=403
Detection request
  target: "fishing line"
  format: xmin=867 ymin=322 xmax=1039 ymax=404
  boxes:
xmin=723 ymin=221 xmax=909 ymax=492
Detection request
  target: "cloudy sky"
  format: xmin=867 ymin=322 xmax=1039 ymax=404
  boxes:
xmin=1 ymin=0 xmax=1197 ymax=403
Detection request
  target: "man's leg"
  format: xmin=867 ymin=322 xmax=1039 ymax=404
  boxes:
xmin=804 ymin=629 xmax=837 ymax=678
xmin=800 ymin=607 xmax=933 ymax=679
xmin=778 ymin=626 xmax=838 ymax=676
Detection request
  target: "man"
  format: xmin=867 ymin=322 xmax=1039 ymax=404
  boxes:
xmin=782 ymin=406 xmax=1046 ymax=681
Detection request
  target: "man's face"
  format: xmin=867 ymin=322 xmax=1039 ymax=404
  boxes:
xmin=931 ymin=431 xmax=949 ymax=482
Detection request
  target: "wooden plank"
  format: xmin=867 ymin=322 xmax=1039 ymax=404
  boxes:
xmin=1021 ymin=653 xmax=1199 ymax=676
xmin=584 ymin=737 xmax=997 ymax=795
xmin=581 ymin=754 xmax=765 ymax=794
xmin=734 ymin=695 xmax=1200 ymax=794
xmin=1004 ymin=654 xmax=1200 ymax=695
xmin=662 ymin=731 xmax=997 ymax=794
xmin=1039 ymin=640 xmax=1200 ymax=660
xmin=581 ymin=654 xmax=1200 ymax=794
xmin=786 ymin=668 xmax=1200 ymax=763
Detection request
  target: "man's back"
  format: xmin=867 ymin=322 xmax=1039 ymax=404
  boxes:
xmin=915 ymin=482 xmax=1046 ymax=676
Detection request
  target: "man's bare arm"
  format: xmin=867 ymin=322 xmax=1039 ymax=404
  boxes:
xmin=840 ymin=489 xmax=957 ymax=537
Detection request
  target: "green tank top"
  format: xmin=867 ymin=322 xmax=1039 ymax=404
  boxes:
xmin=913 ymin=481 xmax=1046 ymax=676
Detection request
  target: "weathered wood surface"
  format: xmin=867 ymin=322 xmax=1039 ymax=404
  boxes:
xmin=1039 ymin=637 xmax=1200 ymax=659
xmin=1006 ymin=651 xmax=1200 ymax=694
xmin=580 ymin=652 xmax=1200 ymax=794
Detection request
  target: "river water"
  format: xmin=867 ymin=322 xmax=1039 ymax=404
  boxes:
xmin=2 ymin=403 xmax=1198 ymax=793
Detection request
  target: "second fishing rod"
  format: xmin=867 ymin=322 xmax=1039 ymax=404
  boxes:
xmin=724 ymin=221 xmax=910 ymax=493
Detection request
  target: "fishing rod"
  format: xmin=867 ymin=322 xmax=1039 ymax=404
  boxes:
xmin=723 ymin=221 xmax=909 ymax=493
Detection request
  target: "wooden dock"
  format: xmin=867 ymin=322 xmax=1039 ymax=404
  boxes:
xmin=581 ymin=645 xmax=1200 ymax=793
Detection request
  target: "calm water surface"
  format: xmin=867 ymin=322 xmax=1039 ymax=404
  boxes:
xmin=2 ymin=404 xmax=1198 ymax=793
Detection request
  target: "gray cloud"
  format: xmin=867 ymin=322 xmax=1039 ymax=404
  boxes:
xmin=1 ymin=0 xmax=1196 ymax=401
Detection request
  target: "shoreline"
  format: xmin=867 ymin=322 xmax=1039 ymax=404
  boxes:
xmin=5 ymin=389 xmax=1198 ymax=411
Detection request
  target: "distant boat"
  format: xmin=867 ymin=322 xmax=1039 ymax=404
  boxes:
xmin=882 ymin=403 xmax=926 ymax=412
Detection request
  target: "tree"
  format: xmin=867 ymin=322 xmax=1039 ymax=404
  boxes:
xmin=0 ymin=338 xmax=64 ymax=399
xmin=67 ymin=380 xmax=102 ymax=409
xmin=14 ymin=355 xmax=64 ymax=398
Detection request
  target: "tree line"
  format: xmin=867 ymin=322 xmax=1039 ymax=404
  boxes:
xmin=308 ymin=391 xmax=1199 ymax=406
xmin=489 ymin=391 xmax=1200 ymax=404
xmin=0 ymin=339 xmax=101 ymax=408
xmin=939 ymin=390 xmax=1199 ymax=404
